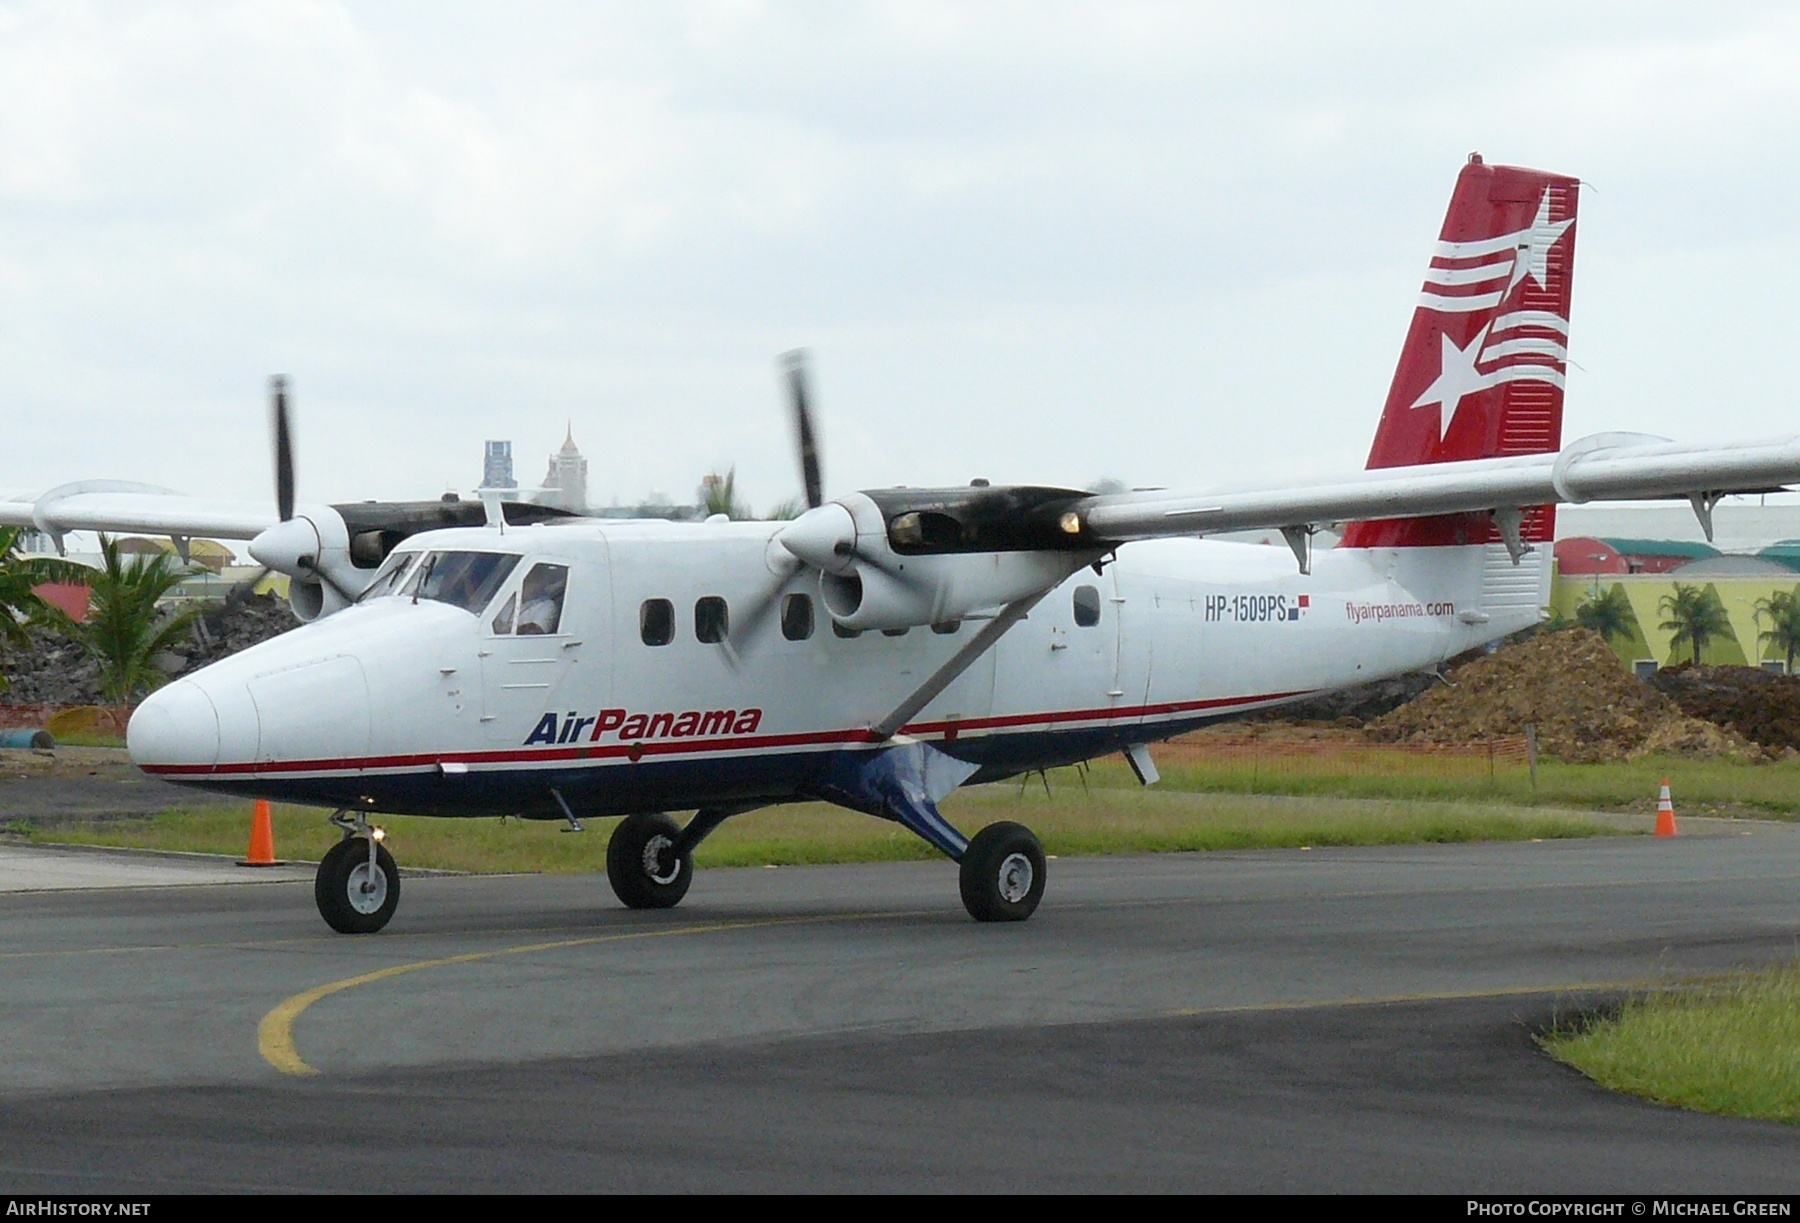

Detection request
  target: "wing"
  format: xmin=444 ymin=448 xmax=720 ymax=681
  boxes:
xmin=1072 ymin=431 xmax=1800 ymax=545
xmin=0 ymin=482 xmax=277 ymax=542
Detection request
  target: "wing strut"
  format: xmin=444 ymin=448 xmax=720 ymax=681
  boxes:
xmin=871 ymin=589 xmax=1051 ymax=741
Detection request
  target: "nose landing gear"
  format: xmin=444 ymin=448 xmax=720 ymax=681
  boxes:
xmin=315 ymin=811 xmax=400 ymax=934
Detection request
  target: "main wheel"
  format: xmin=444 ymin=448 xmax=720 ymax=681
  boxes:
xmin=959 ymin=821 xmax=1046 ymax=922
xmin=315 ymin=836 xmax=400 ymax=934
xmin=607 ymin=812 xmax=692 ymax=910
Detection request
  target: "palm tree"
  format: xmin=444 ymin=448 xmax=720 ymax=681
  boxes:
xmin=1658 ymin=582 xmax=1733 ymax=666
xmin=1755 ymin=587 xmax=1800 ymax=673
xmin=0 ymin=527 xmax=89 ymax=693
xmin=1575 ymin=584 xmax=1637 ymax=645
xmin=696 ymin=468 xmax=753 ymax=520
xmin=39 ymin=535 xmax=201 ymax=701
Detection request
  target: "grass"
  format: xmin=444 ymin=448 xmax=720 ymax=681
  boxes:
xmin=50 ymin=732 xmax=128 ymax=748
xmin=25 ymin=734 xmax=1765 ymax=871
xmin=1543 ymin=964 xmax=1800 ymax=1124
xmin=1136 ymin=754 xmax=1800 ymax=821
xmin=22 ymin=775 xmax=1620 ymax=874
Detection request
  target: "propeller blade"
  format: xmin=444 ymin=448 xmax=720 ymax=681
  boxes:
xmin=727 ymin=556 xmax=803 ymax=662
xmin=782 ymin=349 xmax=824 ymax=510
xmin=224 ymin=564 xmax=275 ymax=611
xmin=271 ymin=375 xmax=295 ymax=522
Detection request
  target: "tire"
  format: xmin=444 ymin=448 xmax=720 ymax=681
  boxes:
xmin=959 ymin=821 xmax=1047 ymax=923
xmin=315 ymin=836 xmax=400 ymax=934
xmin=607 ymin=812 xmax=692 ymax=910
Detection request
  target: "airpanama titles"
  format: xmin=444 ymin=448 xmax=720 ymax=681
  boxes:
xmin=525 ymin=707 xmax=766 ymax=747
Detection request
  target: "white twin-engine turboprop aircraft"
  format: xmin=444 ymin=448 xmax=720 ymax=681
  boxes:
xmin=9 ymin=154 xmax=1800 ymax=933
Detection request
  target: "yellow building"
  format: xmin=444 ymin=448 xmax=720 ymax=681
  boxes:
xmin=1549 ymin=568 xmax=1800 ymax=676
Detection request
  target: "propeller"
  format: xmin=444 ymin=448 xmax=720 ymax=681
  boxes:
xmin=726 ymin=352 xmax=925 ymax=657
xmin=247 ymin=376 xmax=360 ymax=608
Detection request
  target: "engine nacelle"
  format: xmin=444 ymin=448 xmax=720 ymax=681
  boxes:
xmin=801 ymin=494 xmax=1095 ymax=632
xmin=247 ymin=504 xmax=367 ymax=623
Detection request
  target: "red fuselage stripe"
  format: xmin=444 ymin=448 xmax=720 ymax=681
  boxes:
xmin=137 ymin=689 xmax=1312 ymax=778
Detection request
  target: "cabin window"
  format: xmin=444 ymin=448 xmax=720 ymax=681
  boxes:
xmin=641 ymin=598 xmax=675 ymax=646
xmin=832 ymin=620 xmax=861 ymax=639
xmin=407 ymin=551 xmax=521 ymax=615
xmin=781 ymin=593 xmax=814 ymax=641
xmin=491 ymin=593 xmax=517 ymax=635
xmin=695 ymin=596 xmax=729 ymax=644
xmin=882 ymin=626 xmax=910 ymax=638
xmin=514 ymin=564 xmax=569 ymax=635
xmin=931 ymin=620 xmax=960 ymax=635
xmin=1073 ymin=584 xmax=1101 ymax=628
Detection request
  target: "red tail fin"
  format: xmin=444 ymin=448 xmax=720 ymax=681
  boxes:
xmin=1342 ymin=154 xmax=1578 ymax=548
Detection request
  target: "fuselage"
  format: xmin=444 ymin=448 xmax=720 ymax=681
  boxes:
xmin=127 ymin=517 xmax=1540 ymax=819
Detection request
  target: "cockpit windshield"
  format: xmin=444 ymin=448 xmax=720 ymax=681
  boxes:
xmin=393 ymin=551 xmax=521 ymax=614
xmin=358 ymin=550 xmax=421 ymax=602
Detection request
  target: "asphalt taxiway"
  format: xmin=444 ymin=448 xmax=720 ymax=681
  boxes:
xmin=1 ymin=829 xmax=1797 ymax=1192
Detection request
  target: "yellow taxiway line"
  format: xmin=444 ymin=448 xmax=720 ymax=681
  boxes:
xmin=259 ymin=912 xmax=923 ymax=1076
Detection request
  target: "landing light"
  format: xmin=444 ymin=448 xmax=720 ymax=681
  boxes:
xmin=1059 ymin=512 xmax=1081 ymax=535
xmin=372 ymin=827 xmax=387 ymax=843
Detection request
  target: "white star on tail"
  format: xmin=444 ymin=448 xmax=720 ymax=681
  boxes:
xmin=1411 ymin=323 xmax=1491 ymax=439
xmin=1506 ymin=188 xmax=1575 ymax=296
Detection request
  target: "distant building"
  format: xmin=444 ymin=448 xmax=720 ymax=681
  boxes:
xmin=538 ymin=425 xmax=589 ymax=513
xmin=480 ymin=441 xmax=517 ymax=492
xmin=1757 ymin=541 xmax=1800 ymax=574
xmin=11 ymin=528 xmax=55 ymax=556
xmin=1551 ymin=570 xmax=1800 ymax=675
xmin=1669 ymin=556 xmax=1796 ymax=578
xmin=1554 ymin=536 xmax=1718 ymax=576
xmin=1558 ymin=499 xmax=1800 ymax=554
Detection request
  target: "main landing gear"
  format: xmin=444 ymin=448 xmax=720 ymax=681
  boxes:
xmin=606 ymin=812 xmax=692 ymax=909
xmin=604 ymin=806 xmax=1048 ymax=923
xmin=958 ymin=821 xmax=1048 ymax=922
xmin=315 ymin=811 xmax=400 ymax=934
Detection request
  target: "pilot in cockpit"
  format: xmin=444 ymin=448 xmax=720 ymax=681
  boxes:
xmin=516 ymin=563 xmax=568 ymax=635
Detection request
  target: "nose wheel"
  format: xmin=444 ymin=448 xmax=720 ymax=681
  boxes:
xmin=315 ymin=830 xmax=400 ymax=934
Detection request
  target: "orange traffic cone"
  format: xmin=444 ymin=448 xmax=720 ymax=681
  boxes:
xmin=240 ymin=799 xmax=278 ymax=866
xmin=1654 ymin=779 xmax=1678 ymax=838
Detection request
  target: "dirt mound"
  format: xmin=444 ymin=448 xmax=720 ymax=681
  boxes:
xmin=0 ymin=591 xmax=297 ymax=706
xmin=1248 ymin=670 xmax=1440 ymax=726
xmin=1367 ymin=628 xmax=1760 ymax=763
xmin=183 ymin=592 xmax=299 ymax=671
xmin=1650 ymin=664 xmax=1800 ymax=751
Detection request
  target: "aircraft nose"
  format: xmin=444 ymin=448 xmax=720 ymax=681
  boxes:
xmin=128 ymin=679 xmax=221 ymax=770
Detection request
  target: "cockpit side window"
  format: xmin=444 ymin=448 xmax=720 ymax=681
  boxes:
xmin=491 ymin=592 xmax=517 ymax=635
xmin=515 ymin=563 xmax=570 ymax=635
xmin=408 ymin=551 xmax=522 ymax=615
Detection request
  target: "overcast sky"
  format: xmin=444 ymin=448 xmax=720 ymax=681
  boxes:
xmin=3 ymin=1 xmax=1797 ymax=517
